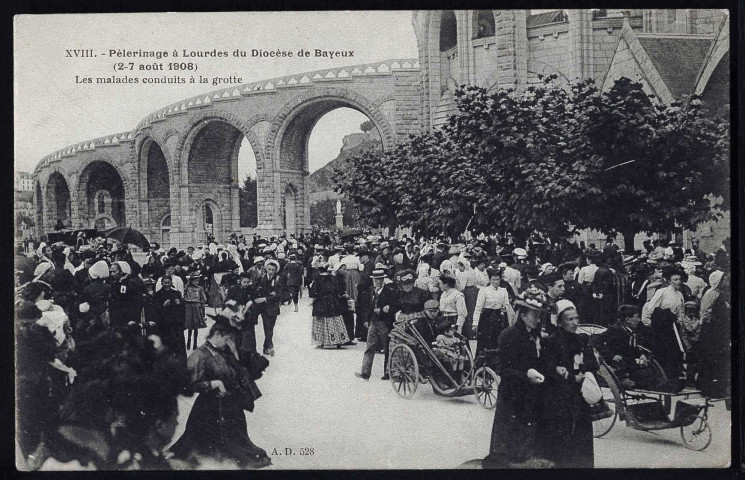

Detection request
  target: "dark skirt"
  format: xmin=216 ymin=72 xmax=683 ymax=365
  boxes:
xmin=184 ymin=303 xmax=207 ymax=329
xmin=208 ymin=276 xmax=224 ymax=309
xmin=463 ymin=286 xmax=479 ymax=336
xmin=475 ymin=308 xmax=508 ymax=360
xmin=534 ymin=391 xmax=594 ymax=468
xmin=170 ymin=392 xmax=271 ymax=468
xmin=484 ymin=392 xmax=539 ymax=467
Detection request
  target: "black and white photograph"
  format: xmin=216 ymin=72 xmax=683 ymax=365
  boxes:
xmin=13 ymin=9 xmax=734 ymax=470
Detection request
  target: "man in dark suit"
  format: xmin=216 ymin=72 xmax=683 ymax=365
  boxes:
xmin=590 ymin=304 xmax=656 ymax=389
xmin=355 ymin=268 xmax=399 ymax=380
xmin=558 ymin=262 xmax=581 ymax=307
xmin=354 ymin=249 xmax=375 ymax=341
xmin=249 ymin=259 xmax=282 ymax=357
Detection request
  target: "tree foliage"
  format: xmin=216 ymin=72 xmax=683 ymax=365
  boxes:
xmin=332 ymin=76 xmax=729 ymax=241
xmin=359 ymin=119 xmax=376 ymax=133
xmin=239 ymin=175 xmax=258 ymax=228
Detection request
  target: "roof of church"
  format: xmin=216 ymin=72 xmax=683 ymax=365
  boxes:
xmin=637 ymin=36 xmax=713 ymax=100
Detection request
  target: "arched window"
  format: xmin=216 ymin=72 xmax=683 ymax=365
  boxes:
xmin=204 ymin=204 xmax=214 ymax=234
xmin=440 ymin=11 xmax=458 ymax=52
xmin=161 ymin=214 xmax=171 ymax=246
xmin=98 ymin=192 xmax=106 ymax=213
xmin=473 ymin=10 xmax=495 ymax=39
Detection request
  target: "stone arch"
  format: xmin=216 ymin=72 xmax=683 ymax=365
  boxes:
xmin=137 ymin=137 xmax=172 ymax=239
xmin=176 ymin=109 xmax=265 ymax=184
xmin=76 ymin=159 xmax=127 ymax=229
xmin=45 ymin=171 xmax=72 ymax=229
xmin=74 ymin=157 xmax=130 ymax=195
xmin=267 ymin=87 xmax=396 ymax=170
xmin=439 ymin=10 xmax=458 ymax=52
xmin=245 ymin=113 xmax=276 ymax=157
xmin=137 ymin=138 xmax=171 ymax=199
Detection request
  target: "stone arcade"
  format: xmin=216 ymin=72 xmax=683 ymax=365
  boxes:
xmin=33 ymin=10 xmax=729 ymax=248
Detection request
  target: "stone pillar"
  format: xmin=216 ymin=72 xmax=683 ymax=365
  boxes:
xmin=302 ymin=173 xmax=311 ymax=234
xmin=230 ymin=185 xmax=240 ymax=234
xmin=496 ymin=10 xmax=528 ymax=91
xmin=568 ymin=9 xmax=594 ymax=80
xmin=174 ymin=184 xmax=191 ymax=248
xmin=273 ymin=171 xmax=282 ymax=234
xmin=139 ymin=199 xmax=150 ymax=235
xmin=457 ymin=10 xmax=471 ymax=87
xmin=68 ymin=173 xmax=81 ymax=229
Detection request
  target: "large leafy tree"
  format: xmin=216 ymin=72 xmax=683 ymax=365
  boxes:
xmin=334 ymin=76 xmax=729 ymax=243
xmin=239 ymin=175 xmax=258 ymax=228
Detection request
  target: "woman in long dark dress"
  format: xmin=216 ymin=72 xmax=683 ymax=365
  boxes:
xmin=535 ymin=300 xmax=598 ymax=468
xmin=309 ymin=263 xmax=350 ymax=348
xmin=170 ymin=318 xmax=271 ymax=469
xmin=483 ymin=290 xmax=550 ymax=468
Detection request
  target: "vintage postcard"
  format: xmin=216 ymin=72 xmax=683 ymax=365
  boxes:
xmin=14 ymin=10 xmax=732 ymax=470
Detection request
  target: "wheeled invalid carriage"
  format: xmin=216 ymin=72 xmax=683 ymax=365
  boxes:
xmin=387 ymin=317 xmax=498 ymax=409
xmin=578 ymin=324 xmax=721 ymax=451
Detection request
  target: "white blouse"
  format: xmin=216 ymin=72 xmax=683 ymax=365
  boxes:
xmin=642 ymin=284 xmax=684 ymax=326
xmin=439 ymin=288 xmax=467 ymax=327
xmin=473 ymin=286 xmax=516 ymax=328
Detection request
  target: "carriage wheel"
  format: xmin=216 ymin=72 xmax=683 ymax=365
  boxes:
xmin=680 ymin=415 xmax=712 ymax=451
xmin=473 ymin=367 xmax=499 ymax=409
xmin=592 ymin=398 xmax=617 ymax=438
xmin=388 ymin=344 xmax=419 ymax=399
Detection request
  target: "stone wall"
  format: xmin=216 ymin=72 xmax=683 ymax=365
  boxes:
xmin=527 ymin=22 xmax=572 ymax=84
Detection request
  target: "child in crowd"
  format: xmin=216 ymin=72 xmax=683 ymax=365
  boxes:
xmin=433 ymin=325 xmax=466 ymax=371
xmin=183 ymin=274 xmax=208 ymax=350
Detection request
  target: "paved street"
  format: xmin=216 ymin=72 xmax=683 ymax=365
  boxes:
xmin=169 ymin=295 xmax=731 ymax=470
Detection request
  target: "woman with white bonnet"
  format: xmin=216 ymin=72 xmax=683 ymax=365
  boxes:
xmin=696 ymin=270 xmax=730 ymax=400
xmin=700 ymin=269 xmax=724 ymax=325
xmin=681 ymin=255 xmax=706 ymax=300
xmin=535 ymin=299 xmax=598 ymax=468
xmin=75 ymin=260 xmax=112 ymax=342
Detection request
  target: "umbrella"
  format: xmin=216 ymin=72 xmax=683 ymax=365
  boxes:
xmin=104 ymin=226 xmax=150 ymax=250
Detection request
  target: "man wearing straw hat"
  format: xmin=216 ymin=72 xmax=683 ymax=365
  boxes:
xmin=249 ymin=259 xmax=282 ymax=357
xmin=355 ymin=268 xmax=399 ymax=381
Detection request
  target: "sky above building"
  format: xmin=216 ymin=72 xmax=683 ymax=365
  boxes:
xmin=14 ymin=11 xmax=418 ymax=174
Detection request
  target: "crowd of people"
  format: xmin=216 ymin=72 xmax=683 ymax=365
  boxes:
xmin=14 ymin=227 xmax=731 ymax=470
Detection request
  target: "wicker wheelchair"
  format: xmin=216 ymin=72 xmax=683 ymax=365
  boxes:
xmin=387 ymin=317 xmax=498 ymax=409
xmin=578 ymin=324 xmax=718 ymax=451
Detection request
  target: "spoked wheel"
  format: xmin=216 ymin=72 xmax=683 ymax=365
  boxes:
xmin=680 ymin=415 xmax=712 ymax=451
xmin=473 ymin=367 xmax=499 ymax=409
xmin=388 ymin=344 xmax=419 ymax=399
xmin=592 ymin=397 xmax=617 ymax=438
